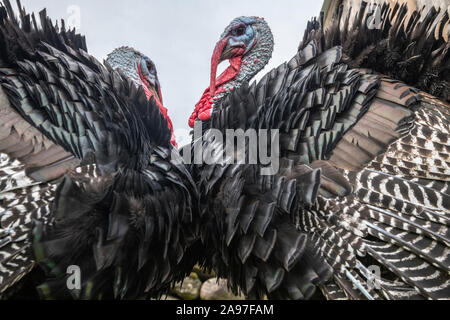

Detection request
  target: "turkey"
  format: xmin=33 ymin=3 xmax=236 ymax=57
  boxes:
xmin=0 ymin=0 xmax=199 ymax=299
xmin=188 ymin=1 xmax=450 ymax=300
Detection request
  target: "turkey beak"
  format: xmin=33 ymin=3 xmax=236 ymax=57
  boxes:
xmin=146 ymin=76 xmax=163 ymax=105
xmin=221 ymin=38 xmax=246 ymax=60
xmin=156 ymin=81 xmax=163 ymax=105
xmin=148 ymin=79 xmax=163 ymax=105
xmin=138 ymin=60 xmax=163 ymax=104
xmin=210 ymin=36 xmax=230 ymax=97
xmin=150 ymin=80 xmax=163 ymax=105
xmin=210 ymin=36 xmax=246 ymax=97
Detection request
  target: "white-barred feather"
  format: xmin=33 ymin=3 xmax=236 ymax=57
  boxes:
xmin=0 ymin=152 xmax=58 ymax=294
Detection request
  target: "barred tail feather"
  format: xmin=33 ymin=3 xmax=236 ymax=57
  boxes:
xmin=310 ymin=168 xmax=450 ymax=300
xmin=0 ymin=153 xmax=55 ymax=295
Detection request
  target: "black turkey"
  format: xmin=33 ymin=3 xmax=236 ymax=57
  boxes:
xmin=188 ymin=2 xmax=450 ymax=300
xmin=0 ymin=0 xmax=199 ymax=299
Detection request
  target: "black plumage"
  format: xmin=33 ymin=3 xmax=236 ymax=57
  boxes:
xmin=0 ymin=0 xmax=199 ymax=299
xmin=192 ymin=2 xmax=450 ymax=300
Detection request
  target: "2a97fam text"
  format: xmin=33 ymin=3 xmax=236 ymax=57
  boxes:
xmin=176 ymin=304 xmax=274 ymax=318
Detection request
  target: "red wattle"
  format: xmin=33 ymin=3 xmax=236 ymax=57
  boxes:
xmin=215 ymin=56 xmax=242 ymax=87
xmin=189 ymin=56 xmax=243 ymax=128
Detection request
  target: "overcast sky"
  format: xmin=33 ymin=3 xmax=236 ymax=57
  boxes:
xmin=18 ymin=0 xmax=323 ymax=144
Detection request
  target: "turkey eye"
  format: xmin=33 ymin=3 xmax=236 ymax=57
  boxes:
xmin=234 ymin=26 xmax=246 ymax=36
xmin=146 ymin=62 xmax=154 ymax=72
